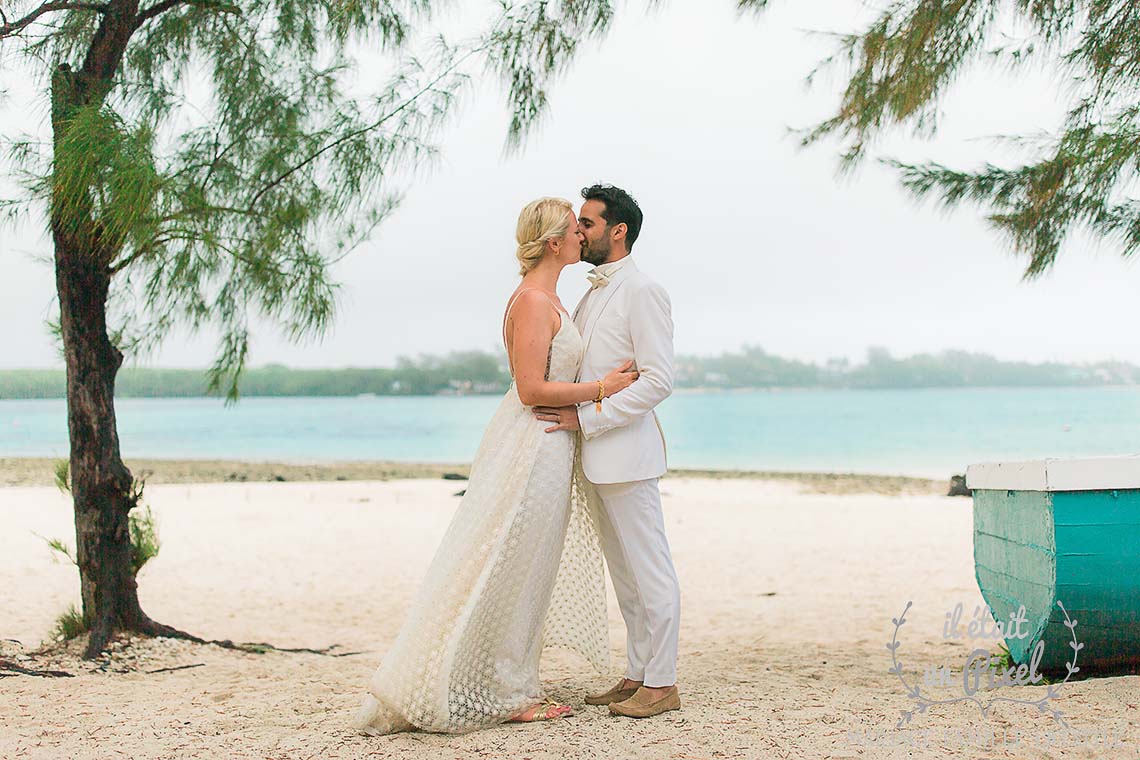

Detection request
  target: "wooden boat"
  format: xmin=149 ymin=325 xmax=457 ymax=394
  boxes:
xmin=966 ymin=455 xmax=1140 ymax=673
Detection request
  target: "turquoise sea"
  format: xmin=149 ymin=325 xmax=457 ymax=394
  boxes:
xmin=4 ymin=387 xmax=1140 ymax=478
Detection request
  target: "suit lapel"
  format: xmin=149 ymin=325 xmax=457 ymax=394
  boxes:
xmin=571 ymin=290 xmax=590 ymax=327
xmin=579 ymin=262 xmax=634 ymax=359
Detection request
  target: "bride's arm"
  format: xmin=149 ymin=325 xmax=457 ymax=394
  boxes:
xmin=509 ymin=291 xmax=634 ymax=407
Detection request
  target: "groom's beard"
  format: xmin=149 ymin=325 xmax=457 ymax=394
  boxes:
xmin=581 ymin=237 xmax=610 ymax=266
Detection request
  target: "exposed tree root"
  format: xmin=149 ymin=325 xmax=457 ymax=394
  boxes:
xmin=95 ymin=613 xmax=368 ymax=658
xmin=0 ymin=659 xmax=74 ymax=678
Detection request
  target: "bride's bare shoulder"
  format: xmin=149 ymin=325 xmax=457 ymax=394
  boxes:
xmin=504 ymin=289 xmax=560 ymax=339
xmin=505 ymin=288 xmax=552 ymax=316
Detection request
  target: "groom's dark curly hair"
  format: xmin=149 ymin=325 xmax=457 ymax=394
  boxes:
xmin=581 ymin=183 xmax=643 ymax=252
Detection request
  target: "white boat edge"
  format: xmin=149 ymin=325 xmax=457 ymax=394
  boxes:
xmin=966 ymin=454 xmax=1140 ymax=492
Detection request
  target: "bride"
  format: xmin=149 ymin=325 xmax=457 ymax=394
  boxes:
xmin=351 ymin=197 xmax=638 ymax=734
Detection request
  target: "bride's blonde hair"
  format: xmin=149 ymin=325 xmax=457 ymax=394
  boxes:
xmin=515 ymin=197 xmax=573 ymax=276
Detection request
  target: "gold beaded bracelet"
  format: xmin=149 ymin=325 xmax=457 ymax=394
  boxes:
xmin=594 ymin=380 xmax=605 ymax=413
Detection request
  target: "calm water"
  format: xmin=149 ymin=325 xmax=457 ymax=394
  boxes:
xmin=4 ymin=387 xmax=1140 ymax=478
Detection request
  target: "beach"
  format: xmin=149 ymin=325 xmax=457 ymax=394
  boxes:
xmin=2 ymin=463 xmax=1136 ymax=759
xmin=0 ymin=456 xmax=945 ymax=494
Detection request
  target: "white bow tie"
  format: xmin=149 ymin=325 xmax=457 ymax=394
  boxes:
xmin=586 ymin=268 xmax=612 ymax=289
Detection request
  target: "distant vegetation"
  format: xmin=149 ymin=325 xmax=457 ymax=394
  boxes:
xmin=3 ymin=346 xmax=1137 ymax=399
xmin=677 ymin=346 xmax=1140 ymax=390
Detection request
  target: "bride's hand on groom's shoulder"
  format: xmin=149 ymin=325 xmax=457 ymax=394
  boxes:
xmin=533 ymin=405 xmax=580 ymax=433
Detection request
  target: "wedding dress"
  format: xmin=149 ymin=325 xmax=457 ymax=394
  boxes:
xmin=351 ymin=290 xmax=610 ymax=735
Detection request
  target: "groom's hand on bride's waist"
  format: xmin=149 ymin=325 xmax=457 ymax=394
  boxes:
xmin=532 ymin=405 xmax=580 ymax=433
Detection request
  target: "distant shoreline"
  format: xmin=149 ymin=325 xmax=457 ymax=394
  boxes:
xmin=2 ymin=348 xmax=1138 ymax=398
xmin=0 ymin=457 xmax=946 ymax=495
xmin=3 ymin=384 xmax=1140 ymax=401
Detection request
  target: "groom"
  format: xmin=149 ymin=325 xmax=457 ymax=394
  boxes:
xmin=533 ymin=183 xmax=681 ymax=718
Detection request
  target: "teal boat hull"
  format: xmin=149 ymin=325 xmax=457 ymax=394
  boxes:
xmin=972 ymin=486 xmax=1140 ymax=672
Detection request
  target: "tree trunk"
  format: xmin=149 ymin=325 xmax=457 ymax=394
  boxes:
xmin=44 ymin=4 xmax=208 ymax=659
xmin=50 ymin=63 xmax=146 ymax=660
xmin=54 ymin=234 xmax=145 ymax=659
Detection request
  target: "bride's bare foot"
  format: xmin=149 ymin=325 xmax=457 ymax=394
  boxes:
xmin=507 ymin=698 xmax=573 ymax=722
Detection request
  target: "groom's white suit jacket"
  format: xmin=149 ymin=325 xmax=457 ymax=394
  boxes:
xmin=572 ymin=256 xmax=674 ymax=485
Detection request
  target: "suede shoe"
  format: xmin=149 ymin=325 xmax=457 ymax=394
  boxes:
xmin=609 ymin=686 xmax=681 ymax=718
xmin=584 ymin=678 xmax=641 ymax=706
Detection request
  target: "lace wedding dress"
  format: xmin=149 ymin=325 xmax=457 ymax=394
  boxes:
xmin=351 ymin=292 xmax=610 ymax=735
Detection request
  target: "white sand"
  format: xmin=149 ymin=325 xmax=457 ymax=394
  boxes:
xmin=1 ymin=478 xmax=1136 ymax=759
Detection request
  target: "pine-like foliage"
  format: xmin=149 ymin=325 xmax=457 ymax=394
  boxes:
xmin=0 ymin=0 xmax=616 ymax=396
xmin=793 ymin=1 xmax=1140 ymax=278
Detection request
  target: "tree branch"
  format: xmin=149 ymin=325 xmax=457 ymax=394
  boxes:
xmin=0 ymin=1 xmax=107 ymax=40
xmin=244 ymin=43 xmax=484 ymax=213
xmin=135 ymin=0 xmax=239 ymax=28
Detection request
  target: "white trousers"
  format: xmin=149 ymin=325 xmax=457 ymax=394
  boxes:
xmin=592 ymin=477 xmax=681 ymax=687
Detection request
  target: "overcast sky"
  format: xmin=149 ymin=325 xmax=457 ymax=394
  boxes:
xmin=3 ymin=1 xmax=1138 ymax=370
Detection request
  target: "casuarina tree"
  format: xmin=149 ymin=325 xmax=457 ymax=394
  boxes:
xmin=0 ymin=0 xmax=617 ymax=659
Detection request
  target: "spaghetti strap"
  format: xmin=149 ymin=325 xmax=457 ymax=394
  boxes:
xmin=502 ymin=288 xmax=567 ymax=379
xmin=502 ymin=288 xmax=565 ymax=345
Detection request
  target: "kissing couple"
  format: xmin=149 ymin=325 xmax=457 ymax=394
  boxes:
xmin=351 ymin=183 xmax=681 ymax=734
